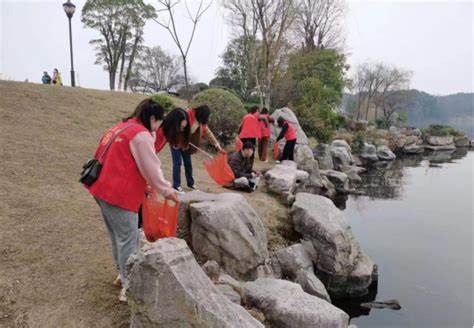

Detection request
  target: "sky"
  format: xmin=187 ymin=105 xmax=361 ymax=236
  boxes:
xmin=0 ymin=0 xmax=472 ymax=95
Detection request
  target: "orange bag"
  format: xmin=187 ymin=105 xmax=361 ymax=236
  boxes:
xmin=203 ymin=152 xmax=235 ymax=186
xmin=235 ymin=138 xmax=243 ymax=152
xmin=273 ymin=142 xmax=280 ymax=160
xmin=142 ymin=189 xmax=179 ymax=242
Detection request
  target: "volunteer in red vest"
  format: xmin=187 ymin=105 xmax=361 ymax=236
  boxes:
xmin=85 ymin=98 xmax=178 ymax=302
xmin=171 ymin=105 xmax=223 ymax=193
xmin=237 ymin=106 xmax=261 ymax=164
xmin=258 ymin=107 xmax=273 ymax=162
xmin=276 ymin=116 xmax=297 ymax=161
xmin=154 ymin=107 xmax=190 ymax=153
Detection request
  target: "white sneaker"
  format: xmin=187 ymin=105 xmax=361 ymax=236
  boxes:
xmin=188 ymin=185 xmax=199 ymax=191
xmin=119 ymin=286 xmax=127 ymax=302
xmin=275 ymin=160 xmax=281 ymax=164
xmin=173 ymin=186 xmax=185 ymax=194
xmin=113 ymin=274 xmax=123 ymax=288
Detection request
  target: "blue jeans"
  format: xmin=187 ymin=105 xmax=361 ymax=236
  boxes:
xmin=171 ymin=147 xmax=194 ymax=188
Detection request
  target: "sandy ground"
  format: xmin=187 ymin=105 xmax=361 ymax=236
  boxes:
xmin=0 ymin=81 xmax=287 ymax=327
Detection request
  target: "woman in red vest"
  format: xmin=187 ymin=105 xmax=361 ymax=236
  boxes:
xmin=170 ymin=105 xmax=223 ymax=193
xmin=258 ymin=107 xmax=272 ymax=162
xmin=154 ymin=107 xmax=190 ymax=153
xmin=276 ymin=116 xmax=297 ymax=161
xmin=237 ymin=106 xmax=262 ymax=164
xmin=85 ymin=98 xmax=178 ymax=302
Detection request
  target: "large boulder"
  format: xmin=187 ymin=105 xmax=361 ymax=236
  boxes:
xmin=313 ymin=143 xmax=334 ymax=170
xmin=330 ymin=140 xmax=354 ymax=171
xmin=425 ymin=135 xmax=454 ymax=146
xmin=190 ymin=193 xmax=269 ymax=280
xmin=127 ymin=238 xmax=263 ymax=328
xmin=376 ymin=145 xmax=396 ymax=161
xmin=270 ymin=107 xmax=309 ymax=145
xmin=265 ymin=161 xmax=309 ymax=199
xmin=271 ymin=244 xmax=330 ymax=302
xmin=320 ymin=170 xmax=350 ymax=192
xmin=242 ymin=278 xmax=349 ymax=328
xmin=321 ymin=176 xmax=337 ymax=199
xmin=401 ymin=136 xmax=424 ymax=154
xmin=454 ymin=135 xmax=470 ymax=147
xmin=291 ymin=193 xmax=377 ymax=298
xmin=343 ymin=166 xmax=365 ymax=186
xmin=294 ymin=144 xmax=315 ymax=165
xmin=359 ymin=143 xmax=378 ymax=162
xmin=297 ymin=159 xmax=324 ymax=194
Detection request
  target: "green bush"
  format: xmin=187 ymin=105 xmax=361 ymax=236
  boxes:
xmin=150 ymin=94 xmax=175 ymax=112
xmin=422 ymin=124 xmax=463 ymax=137
xmin=352 ymin=132 xmax=366 ymax=154
xmin=190 ymin=88 xmax=246 ymax=144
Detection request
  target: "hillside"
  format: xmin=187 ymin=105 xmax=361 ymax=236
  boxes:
xmin=341 ymin=91 xmax=474 ymax=137
xmin=0 ymin=80 xmax=283 ymax=327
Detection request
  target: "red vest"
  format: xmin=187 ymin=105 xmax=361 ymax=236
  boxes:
xmin=86 ymin=118 xmax=149 ymax=212
xmin=188 ymin=108 xmax=207 ymax=142
xmin=284 ymin=121 xmax=297 ymax=141
xmin=259 ymin=113 xmax=271 ymax=138
xmin=154 ymin=127 xmax=167 ymax=153
xmin=239 ymin=113 xmax=261 ymax=139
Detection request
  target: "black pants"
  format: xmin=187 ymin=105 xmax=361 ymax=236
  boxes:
xmin=240 ymin=138 xmax=256 ymax=165
xmin=281 ymin=139 xmax=296 ymax=161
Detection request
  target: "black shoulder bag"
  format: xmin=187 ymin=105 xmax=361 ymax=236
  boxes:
xmin=79 ymin=125 xmax=132 ymax=186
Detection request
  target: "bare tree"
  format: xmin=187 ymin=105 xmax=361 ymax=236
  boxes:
xmin=293 ymin=0 xmax=346 ymax=52
xmin=154 ymin=0 xmax=212 ymax=101
xmin=353 ymin=61 xmax=412 ymax=121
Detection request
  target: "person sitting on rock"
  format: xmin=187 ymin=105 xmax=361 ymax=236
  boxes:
xmin=276 ymin=116 xmax=297 ymax=162
xmin=227 ymin=141 xmax=261 ymax=192
xmin=41 ymin=71 xmax=51 ymax=84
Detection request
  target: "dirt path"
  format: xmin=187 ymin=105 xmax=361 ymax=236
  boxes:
xmin=0 ymin=81 xmax=286 ymax=327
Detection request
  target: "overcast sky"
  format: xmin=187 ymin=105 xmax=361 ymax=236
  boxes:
xmin=0 ymin=0 xmax=472 ymax=95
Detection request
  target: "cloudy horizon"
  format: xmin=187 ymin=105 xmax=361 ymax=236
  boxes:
xmin=1 ymin=0 xmax=472 ymax=96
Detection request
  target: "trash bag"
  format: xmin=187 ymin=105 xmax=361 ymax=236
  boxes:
xmin=273 ymin=142 xmax=280 ymax=160
xmin=234 ymin=138 xmax=243 ymax=152
xmin=203 ymin=151 xmax=235 ymax=186
xmin=142 ymin=188 xmax=179 ymax=242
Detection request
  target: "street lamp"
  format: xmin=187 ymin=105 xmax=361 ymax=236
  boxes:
xmin=63 ymin=0 xmax=76 ymax=87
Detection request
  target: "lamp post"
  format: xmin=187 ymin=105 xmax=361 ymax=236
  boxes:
xmin=63 ymin=0 xmax=76 ymax=87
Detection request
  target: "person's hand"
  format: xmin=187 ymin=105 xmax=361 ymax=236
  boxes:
xmin=251 ymin=172 xmax=257 ymax=178
xmin=165 ymin=190 xmax=179 ymax=203
xmin=255 ymin=171 xmax=262 ymax=177
xmin=217 ymin=145 xmax=225 ymax=154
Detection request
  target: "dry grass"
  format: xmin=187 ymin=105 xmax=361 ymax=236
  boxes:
xmin=0 ymin=80 xmax=286 ymax=327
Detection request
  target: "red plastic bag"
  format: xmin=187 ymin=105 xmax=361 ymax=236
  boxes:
xmin=142 ymin=189 xmax=179 ymax=242
xmin=203 ymin=152 xmax=235 ymax=186
xmin=235 ymin=138 xmax=243 ymax=152
xmin=273 ymin=142 xmax=280 ymax=160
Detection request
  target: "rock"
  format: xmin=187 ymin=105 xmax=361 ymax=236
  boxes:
xmin=270 ymin=107 xmax=309 ymax=145
xmin=190 ymin=193 xmax=269 ymax=280
xmin=127 ymin=238 xmax=263 ymax=328
xmin=331 ymin=140 xmax=352 ymax=153
xmin=216 ymin=284 xmax=242 ymax=305
xmin=202 ymin=260 xmax=220 ymax=281
xmin=352 ymin=155 xmax=363 ymax=167
xmin=178 ymin=191 xmax=219 ymax=246
xmin=454 ymin=135 xmax=470 ymax=147
xmin=217 ymin=273 xmax=243 ymax=290
xmin=412 ymin=128 xmax=422 ymax=137
xmin=376 ymin=145 xmax=396 ymax=161
xmin=343 ymin=166 xmax=364 ymax=186
xmin=424 ymin=145 xmax=456 ymax=151
xmin=321 ymin=170 xmax=350 ymax=191
xmin=331 ymin=140 xmax=354 ymax=171
xmin=321 ymin=176 xmax=337 ymax=199
xmin=265 ymin=161 xmax=309 ymax=199
xmin=389 ymin=126 xmax=399 ymax=134
xmin=271 ymin=244 xmax=330 ymax=301
xmin=359 ymin=143 xmax=378 ymax=162
xmin=313 ymin=143 xmax=334 ymax=170
xmin=360 ymin=299 xmax=401 ymax=310
xmin=425 ymin=135 xmax=454 ymax=146
xmin=242 ymin=278 xmax=349 ymax=328
xmin=294 ymin=144 xmax=315 ymax=165
xmin=291 ymin=193 xmax=377 ymax=298
xmin=297 ymin=159 xmax=324 ymax=193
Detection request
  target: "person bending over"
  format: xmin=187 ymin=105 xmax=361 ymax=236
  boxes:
xmin=276 ymin=116 xmax=297 ymax=161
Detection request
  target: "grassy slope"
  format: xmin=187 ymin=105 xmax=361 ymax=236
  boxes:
xmin=0 ymin=81 xmax=286 ymax=327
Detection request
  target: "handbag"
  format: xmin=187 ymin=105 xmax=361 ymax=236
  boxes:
xmin=79 ymin=125 xmax=132 ymax=186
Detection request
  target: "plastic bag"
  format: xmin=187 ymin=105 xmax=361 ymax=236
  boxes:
xmin=234 ymin=138 xmax=243 ymax=152
xmin=203 ymin=152 xmax=235 ymax=186
xmin=273 ymin=142 xmax=280 ymax=160
xmin=142 ymin=189 xmax=179 ymax=242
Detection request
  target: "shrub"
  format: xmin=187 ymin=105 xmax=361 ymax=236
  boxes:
xmin=422 ymin=124 xmax=463 ymax=137
xmin=190 ymin=88 xmax=246 ymax=144
xmin=150 ymin=94 xmax=175 ymax=112
xmin=352 ymin=132 xmax=366 ymax=154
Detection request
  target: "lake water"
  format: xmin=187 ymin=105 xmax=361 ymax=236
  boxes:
xmin=342 ymin=149 xmax=473 ymax=328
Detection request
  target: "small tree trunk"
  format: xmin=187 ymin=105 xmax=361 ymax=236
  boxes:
xmin=109 ymin=69 xmax=116 ymax=91
xmin=183 ymin=57 xmax=190 ymax=102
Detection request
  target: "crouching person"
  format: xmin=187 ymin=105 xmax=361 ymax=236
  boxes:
xmin=227 ymin=141 xmax=261 ymax=192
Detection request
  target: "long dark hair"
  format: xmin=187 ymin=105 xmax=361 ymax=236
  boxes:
xmin=194 ymin=105 xmax=211 ymax=125
xmin=261 ymin=107 xmax=269 ymax=114
xmin=162 ymin=108 xmax=190 ymax=148
xmin=249 ymin=105 xmax=259 ymax=114
xmin=124 ymin=99 xmax=165 ymax=131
